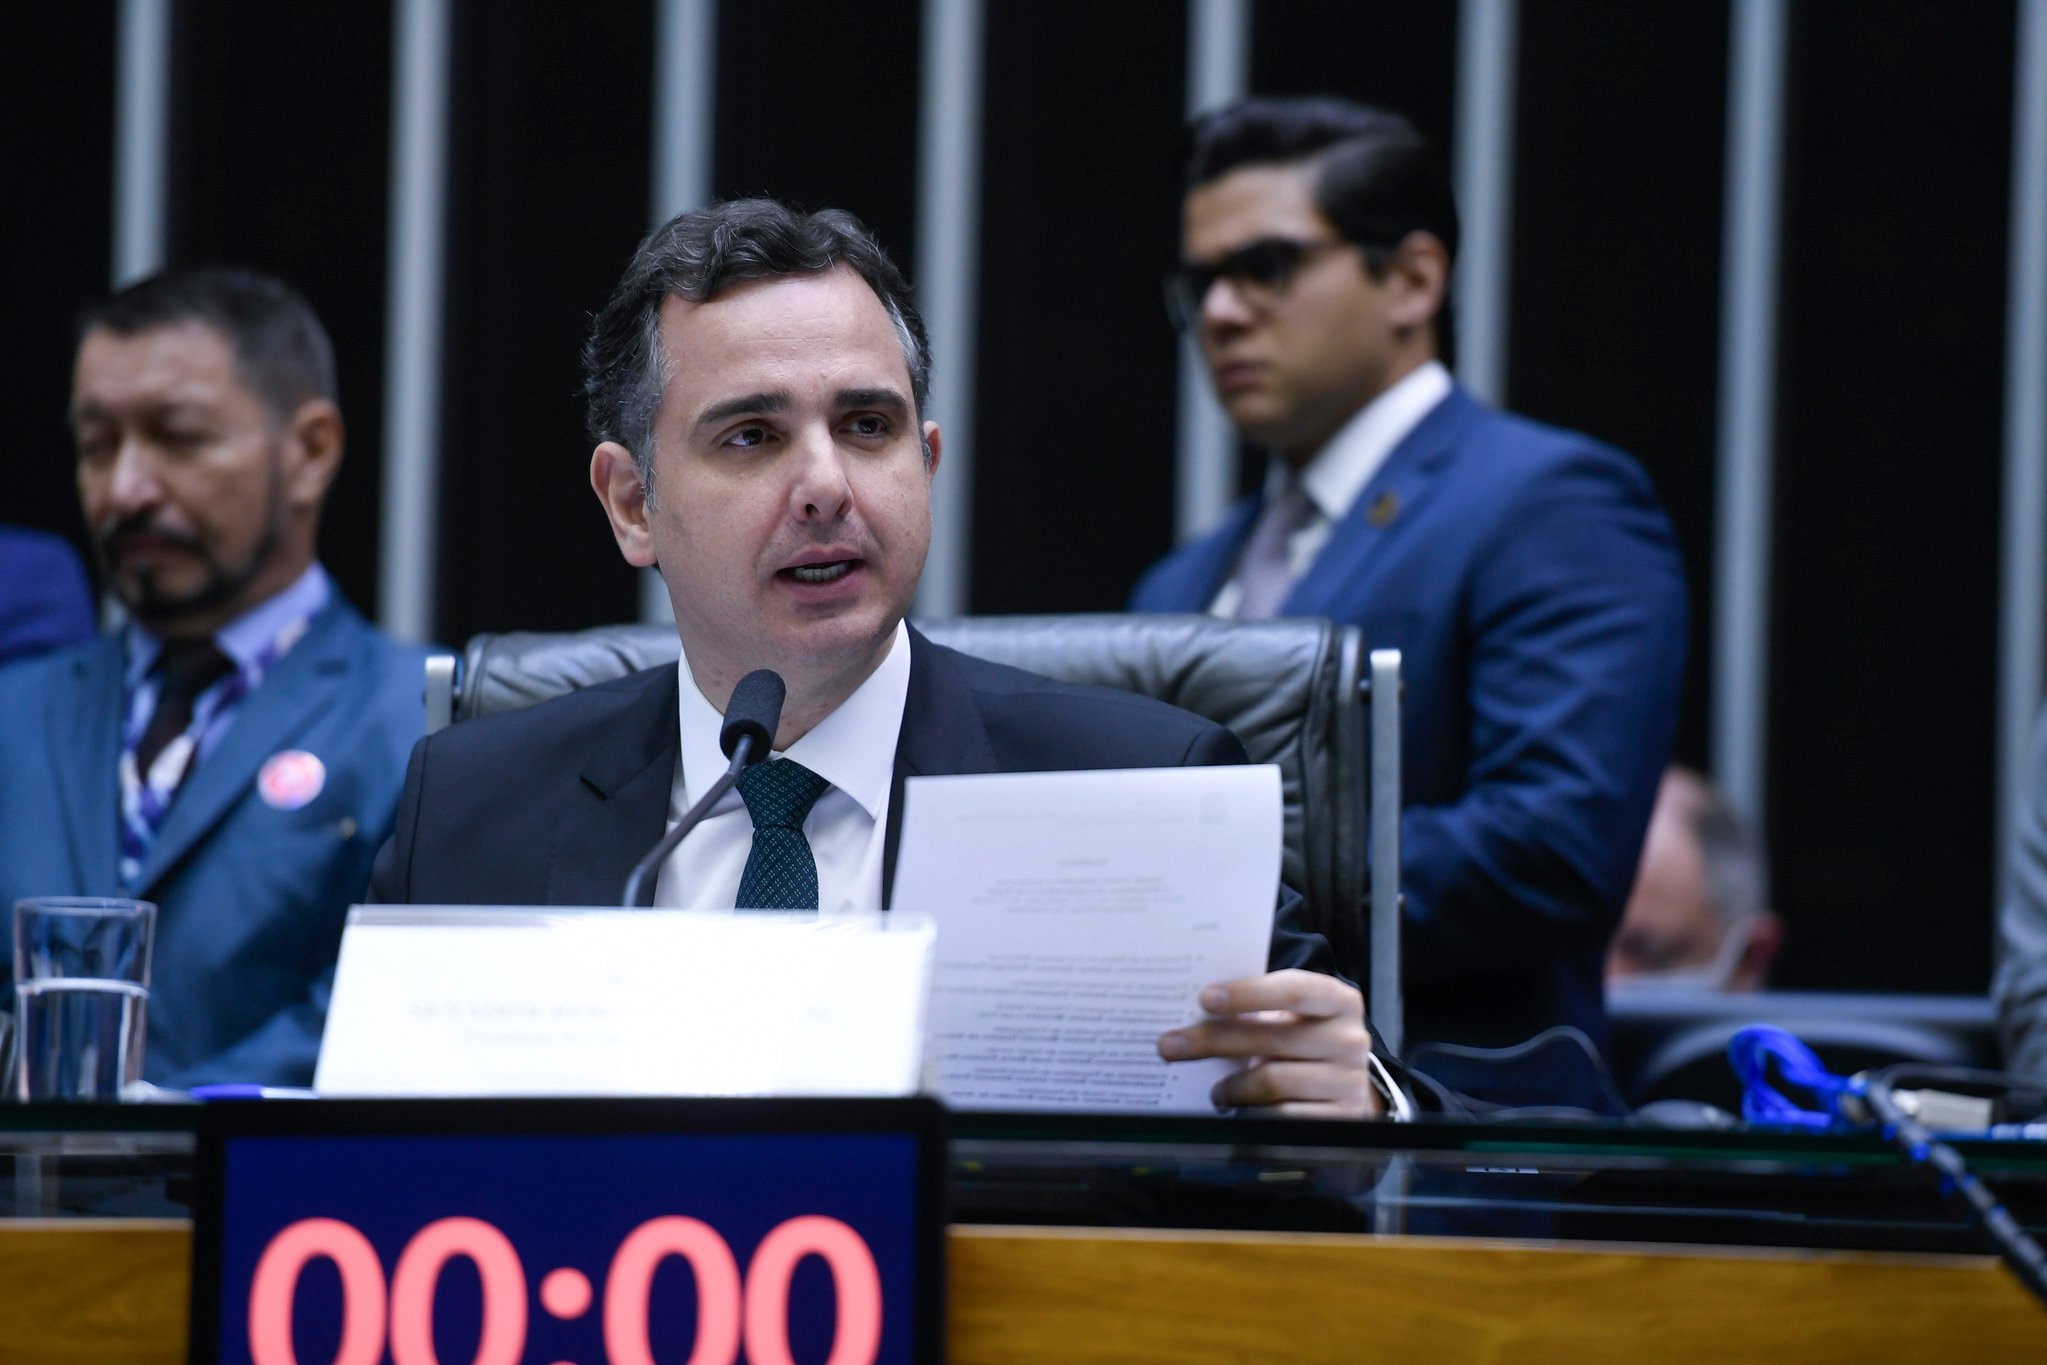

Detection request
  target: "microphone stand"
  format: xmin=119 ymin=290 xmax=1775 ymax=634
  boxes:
xmin=620 ymin=732 xmax=761 ymax=908
xmin=619 ymin=667 xmax=785 ymax=907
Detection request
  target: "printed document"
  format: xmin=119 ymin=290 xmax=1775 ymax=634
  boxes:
xmin=891 ymin=766 xmax=1282 ymax=1113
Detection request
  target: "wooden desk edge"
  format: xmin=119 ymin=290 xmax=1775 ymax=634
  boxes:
xmin=2 ymin=1220 xmax=2039 ymax=1363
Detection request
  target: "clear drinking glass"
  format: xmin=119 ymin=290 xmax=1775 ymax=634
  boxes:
xmin=11 ymin=898 xmax=156 ymax=1101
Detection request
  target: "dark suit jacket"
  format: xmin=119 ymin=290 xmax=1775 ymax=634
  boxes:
xmin=1132 ymin=385 xmax=1687 ymax=1109
xmin=370 ymin=627 xmax=1328 ymax=975
xmin=0 ymin=526 xmax=95 ymax=667
xmin=0 ymin=597 xmax=429 ymax=1086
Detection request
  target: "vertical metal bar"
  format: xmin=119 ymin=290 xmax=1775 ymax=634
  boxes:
xmin=1368 ymin=648 xmax=1404 ymax=1061
xmin=113 ymin=0 xmax=172 ymax=285
xmin=1174 ymin=0 xmax=1250 ymax=541
xmin=912 ymin=0 xmax=985 ymax=620
xmin=15 ymin=1155 xmax=48 ymax=1218
xmin=649 ymin=0 xmax=718 ymax=224
xmin=423 ymin=654 xmax=456 ymax=735
xmin=1711 ymin=0 xmax=1788 ymax=825
xmin=1452 ymin=0 xmax=1519 ymax=405
xmin=1371 ymin=1156 xmax=1410 ymax=1235
xmin=2001 ymin=0 xmax=2047 ymax=903
xmin=640 ymin=0 xmax=720 ymax=626
xmin=379 ymin=0 xmax=452 ymax=643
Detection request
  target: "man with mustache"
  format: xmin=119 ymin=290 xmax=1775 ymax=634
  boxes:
xmin=0 ymin=267 xmax=427 ymax=1087
xmin=1131 ymin=98 xmax=1689 ymax=1110
xmin=371 ymin=198 xmax=1391 ymax=1118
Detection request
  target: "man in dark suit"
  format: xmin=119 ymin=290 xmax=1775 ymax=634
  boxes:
xmin=0 ymin=524 xmax=95 ymax=666
xmin=372 ymin=198 xmax=1386 ymax=1118
xmin=0 ymin=268 xmax=426 ymax=1086
xmin=1131 ymin=98 xmax=1688 ymax=1109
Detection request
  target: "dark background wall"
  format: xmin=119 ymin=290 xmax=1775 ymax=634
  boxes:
xmin=3 ymin=0 xmax=2030 ymax=998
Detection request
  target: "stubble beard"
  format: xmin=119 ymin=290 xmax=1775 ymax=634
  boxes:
xmin=101 ymin=456 xmax=289 ymax=633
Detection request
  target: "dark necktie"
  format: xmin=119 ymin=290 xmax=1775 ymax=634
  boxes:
xmin=734 ymin=758 xmax=832 ymax=909
xmin=135 ymin=640 xmax=235 ymax=784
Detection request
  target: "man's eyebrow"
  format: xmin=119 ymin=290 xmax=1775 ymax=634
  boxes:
xmin=69 ymin=401 xmax=202 ymax=431
xmin=836 ymin=387 xmax=910 ymax=417
xmin=693 ymin=391 xmax=790 ymax=432
xmin=71 ymin=398 xmax=209 ymax=427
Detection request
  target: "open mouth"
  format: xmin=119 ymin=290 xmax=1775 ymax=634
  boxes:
xmin=782 ymin=560 xmax=857 ymax=584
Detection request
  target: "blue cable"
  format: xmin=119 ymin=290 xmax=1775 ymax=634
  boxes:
xmin=1727 ymin=1025 xmax=1861 ymax=1129
xmin=1725 ymin=1028 xmax=2047 ymax=1308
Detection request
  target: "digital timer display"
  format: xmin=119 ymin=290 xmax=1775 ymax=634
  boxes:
xmin=188 ymin=1099 xmax=944 ymax=1365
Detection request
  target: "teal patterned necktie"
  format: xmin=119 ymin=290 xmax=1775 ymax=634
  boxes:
xmin=734 ymin=758 xmax=832 ymax=909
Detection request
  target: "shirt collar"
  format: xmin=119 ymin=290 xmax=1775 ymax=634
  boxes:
xmin=673 ymin=619 xmax=912 ymax=820
xmin=1272 ymin=360 xmax=1454 ymax=520
xmin=123 ymin=562 xmax=333 ymax=686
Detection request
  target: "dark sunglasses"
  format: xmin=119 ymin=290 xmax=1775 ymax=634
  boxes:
xmin=1163 ymin=237 xmax=1353 ymax=330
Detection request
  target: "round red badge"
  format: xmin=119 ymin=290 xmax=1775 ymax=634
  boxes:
xmin=258 ymin=750 xmax=326 ymax=811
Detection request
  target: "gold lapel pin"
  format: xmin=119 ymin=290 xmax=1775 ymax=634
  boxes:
xmin=1368 ymin=491 xmax=1400 ymax=527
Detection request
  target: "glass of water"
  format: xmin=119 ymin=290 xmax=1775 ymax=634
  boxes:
xmin=11 ymin=898 xmax=156 ymax=1101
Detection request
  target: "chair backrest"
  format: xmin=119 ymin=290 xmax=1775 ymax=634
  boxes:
xmin=1607 ymin=989 xmax=2000 ymax=1109
xmin=438 ymin=613 xmax=1371 ymax=978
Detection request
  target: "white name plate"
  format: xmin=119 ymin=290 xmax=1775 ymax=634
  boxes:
xmin=314 ymin=907 xmax=935 ymax=1098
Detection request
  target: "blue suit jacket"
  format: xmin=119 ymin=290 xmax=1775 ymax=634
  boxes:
xmin=0 ymin=597 xmax=428 ymax=1087
xmin=0 ymin=526 xmax=95 ymax=667
xmin=1131 ymin=386 xmax=1687 ymax=1108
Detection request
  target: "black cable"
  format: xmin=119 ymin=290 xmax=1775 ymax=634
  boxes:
xmin=1406 ymin=1025 xmax=1634 ymax=1118
xmin=1472 ymin=1105 xmax=1612 ymax=1123
xmin=1413 ymin=1085 xmax=1608 ymax=1125
xmin=1869 ymin=1063 xmax=2045 ymax=1093
xmin=1855 ymin=1064 xmax=2047 ymax=1122
xmin=1863 ymin=1067 xmax=2047 ymax=1312
xmin=1403 ymin=1066 xmax=1473 ymax=1117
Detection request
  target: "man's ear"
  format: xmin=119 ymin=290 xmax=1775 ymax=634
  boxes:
xmin=591 ymin=441 xmax=657 ymax=568
xmin=922 ymin=420 xmax=943 ymax=477
xmin=1729 ymin=912 xmax=1785 ymax=993
xmin=1387 ymin=231 xmax=1451 ymax=333
xmin=282 ymin=398 xmax=344 ymax=508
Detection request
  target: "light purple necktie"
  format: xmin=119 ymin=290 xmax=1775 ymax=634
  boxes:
xmin=1231 ymin=481 xmax=1318 ymax=620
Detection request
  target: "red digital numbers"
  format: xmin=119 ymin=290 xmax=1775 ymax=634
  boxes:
xmin=389 ymin=1218 xmax=526 ymax=1365
xmin=603 ymin=1217 xmax=740 ymax=1365
xmin=742 ymin=1217 xmax=883 ymax=1365
xmin=249 ymin=1219 xmax=386 ymax=1365
xmin=246 ymin=1213 xmax=884 ymax=1365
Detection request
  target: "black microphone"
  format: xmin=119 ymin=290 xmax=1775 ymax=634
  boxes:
xmin=621 ymin=669 xmax=786 ymax=907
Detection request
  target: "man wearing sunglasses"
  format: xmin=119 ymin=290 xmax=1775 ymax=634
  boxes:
xmin=1131 ymin=97 xmax=1688 ymax=1110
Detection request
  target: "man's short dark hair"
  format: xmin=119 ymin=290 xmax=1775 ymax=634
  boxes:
xmin=583 ymin=197 xmax=931 ymax=498
xmin=77 ymin=266 xmax=339 ymax=422
xmin=1186 ymin=97 xmax=1460 ymax=356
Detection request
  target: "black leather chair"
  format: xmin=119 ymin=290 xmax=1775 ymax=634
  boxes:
xmin=1607 ymin=989 xmax=2000 ymax=1110
xmin=428 ymin=614 xmax=1372 ymax=980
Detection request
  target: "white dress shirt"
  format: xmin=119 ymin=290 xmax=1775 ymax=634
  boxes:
xmin=1210 ymin=359 xmax=1453 ymax=617
xmin=653 ymin=620 xmax=911 ymax=914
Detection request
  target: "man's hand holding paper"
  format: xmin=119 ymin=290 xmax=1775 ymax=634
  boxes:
xmin=894 ymin=765 xmax=1382 ymax=1117
xmin=1160 ymin=969 xmax=1381 ymax=1119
